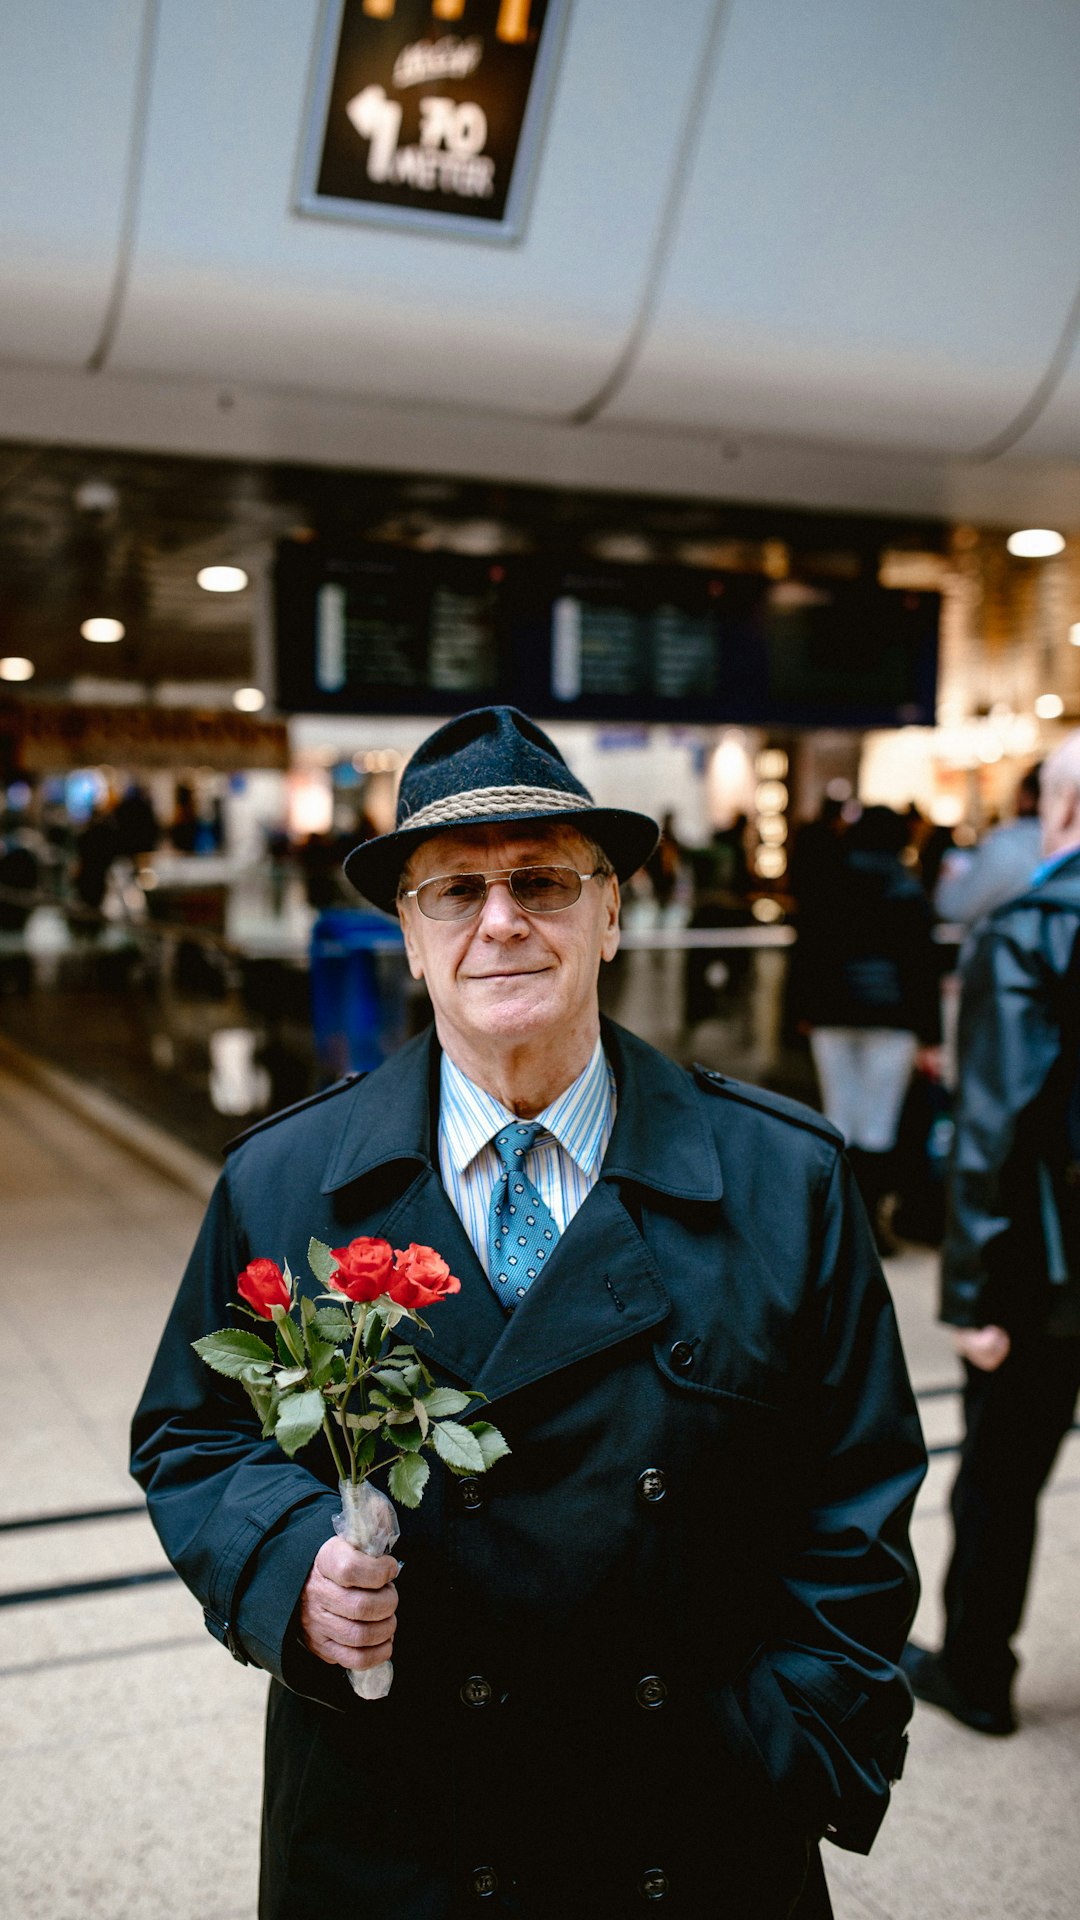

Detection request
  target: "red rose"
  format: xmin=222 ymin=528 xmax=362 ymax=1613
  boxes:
xmin=329 ymin=1236 xmax=395 ymax=1302
xmin=390 ymin=1243 xmax=462 ymax=1310
xmin=237 ymin=1257 xmax=290 ymax=1319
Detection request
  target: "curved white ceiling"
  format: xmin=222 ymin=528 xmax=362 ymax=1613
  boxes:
xmin=0 ymin=0 xmax=149 ymax=366
xmin=106 ymin=0 xmax=716 ymax=415
xmin=602 ymin=0 xmax=1080 ymax=456
xmin=2 ymin=0 xmax=1080 ymax=490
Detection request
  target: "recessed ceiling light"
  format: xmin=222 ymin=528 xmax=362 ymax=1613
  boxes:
xmin=197 ymin=565 xmax=248 ymax=593
xmin=232 ymin=686 xmax=266 ymax=712
xmin=1006 ymin=529 xmax=1065 ymax=558
xmin=80 ymin=616 xmax=125 ymax=643
xmin=1070 ymin=623 xmax=1080 ymax=647
xmin=1035 ymin=692 xmax=1065 ymax=719
xmin=0 ymin=656 xmax=34 ymax=681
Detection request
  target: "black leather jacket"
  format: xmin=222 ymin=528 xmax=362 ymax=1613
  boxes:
xmin=942 ymin=846 xmax=1080 ymax=1335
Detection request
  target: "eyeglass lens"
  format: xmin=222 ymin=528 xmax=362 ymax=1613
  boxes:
xmin=417 ymin=865 xmax=584 ymax=920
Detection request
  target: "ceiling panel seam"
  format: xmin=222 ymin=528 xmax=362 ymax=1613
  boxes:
xmin=973 ymin=265 xmax=1080 ymax=463
xmin=569 ymin=0 xmax=734 ymax=428
xmin=85 ymin=0 xmax=162 ymax=376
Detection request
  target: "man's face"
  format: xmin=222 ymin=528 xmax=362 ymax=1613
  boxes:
xmin=398 ymin=822 xmax=620 ymax=1075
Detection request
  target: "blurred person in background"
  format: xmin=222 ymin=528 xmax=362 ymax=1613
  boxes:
xmin=112 ymin=781 xmax=160 ymax=863
xmin=644 ymin=807 xmax=685 ymax=915
xmin=933 ymin=763 xmax=1043 ymax=930
xmin=790 ymin=805 xmax=942 ymax=1252
xmin=903 ymin=730 xmax=1080 ymax=1736
xmin=72 ymin=802 xmax=119 ymax=916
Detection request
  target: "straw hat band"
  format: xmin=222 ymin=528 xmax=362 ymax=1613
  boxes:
xmin=400 ymin=785 xmax=587 ymax=831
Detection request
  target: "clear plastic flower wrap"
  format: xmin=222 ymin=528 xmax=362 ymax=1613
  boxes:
xmin=333 ymin=1476 xmax=401 ymax=1700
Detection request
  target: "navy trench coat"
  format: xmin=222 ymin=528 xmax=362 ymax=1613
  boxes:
xmin=131 ymin=1020 xmax=925 ymax=1920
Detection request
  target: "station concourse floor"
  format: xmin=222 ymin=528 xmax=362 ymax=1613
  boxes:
xmin=1 ymin=1058 xmax=1078 ymax=1920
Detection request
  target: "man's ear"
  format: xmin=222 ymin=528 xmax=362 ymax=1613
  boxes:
xmin=600 ymin=876 xmax=621 ymax=963
xmin=398 ymin=903 xmax=426 ymax=982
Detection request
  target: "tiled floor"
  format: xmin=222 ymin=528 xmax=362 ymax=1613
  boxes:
xmin=0 ymin=1062 xmax=1077 ymax=1919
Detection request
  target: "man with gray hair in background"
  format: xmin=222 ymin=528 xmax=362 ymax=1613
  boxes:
xmin=905 ymin=728 xmax=1080 ymax=1736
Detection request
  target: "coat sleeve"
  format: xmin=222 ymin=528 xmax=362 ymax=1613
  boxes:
xmin=129 ymin=1169 xmax=348 ymax=1707
xmin=941 ymin=910 xmax=1063 ymax=1329
xmin=732 ymin=1148 xmax=926 ymax=1855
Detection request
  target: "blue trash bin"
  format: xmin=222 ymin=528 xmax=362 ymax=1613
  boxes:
xmin=309 ymin=909 xmax=407 ymax=1080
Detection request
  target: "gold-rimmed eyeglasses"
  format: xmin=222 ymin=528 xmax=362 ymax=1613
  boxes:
xmin=400 ymin=864 xmax=602 ymax=922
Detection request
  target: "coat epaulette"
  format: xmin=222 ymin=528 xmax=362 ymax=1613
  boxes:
xmin=691 ymin=1063 xmax=844 ymax=1146
xmin=223 ymin=1073 xmax=368 ymax=1157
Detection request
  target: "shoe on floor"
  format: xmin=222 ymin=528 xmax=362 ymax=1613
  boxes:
xmin=901 ymin=1642 xmax=1016 ymax=1737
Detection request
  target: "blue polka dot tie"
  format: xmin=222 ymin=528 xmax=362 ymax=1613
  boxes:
xmin=487 ymin=1121 xmax=561 ymax=1310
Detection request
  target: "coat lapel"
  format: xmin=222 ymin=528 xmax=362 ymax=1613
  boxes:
xmin=319 ymin=1029 xmax=506 ymax=1383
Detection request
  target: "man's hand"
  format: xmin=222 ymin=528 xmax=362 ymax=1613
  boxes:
xmin=952 ymin=1325 xmax=1011 ymax=1372
xmin=299 ymin=1536 xmax=400 ymax=1671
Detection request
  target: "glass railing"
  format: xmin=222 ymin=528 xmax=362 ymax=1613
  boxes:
xmin=0 ymin=880 xmax=828 ymax=1161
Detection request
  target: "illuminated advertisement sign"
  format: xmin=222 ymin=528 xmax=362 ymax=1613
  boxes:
xmin=297 ymin=0 xmax=567 ymax=239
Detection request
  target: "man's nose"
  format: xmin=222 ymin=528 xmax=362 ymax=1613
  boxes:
xmin=475 ymin=877 xmax=529 ymax=934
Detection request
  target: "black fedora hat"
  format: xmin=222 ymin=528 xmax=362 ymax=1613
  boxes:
xmin=344 ymin=706 xmax=659 ymax=914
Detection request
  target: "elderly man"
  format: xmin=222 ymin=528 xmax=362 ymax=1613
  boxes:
xmin=904 ymin=728 xmax=1080 ymax=1737
xmin=133 ymin=706 xmax=924 ymax=1920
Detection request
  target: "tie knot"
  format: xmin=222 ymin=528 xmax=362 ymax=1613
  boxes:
xmin=493 ymin=1120 xmax=544 ymax=1170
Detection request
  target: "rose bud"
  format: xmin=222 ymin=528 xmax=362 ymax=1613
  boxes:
xmin=329 ymin=1235 xmax=395 ymax=1302
xmin=390 ymin=1243 xmax=462 ymax=1310
xmin=237 ymin=1257 xmax=291 ymax=1319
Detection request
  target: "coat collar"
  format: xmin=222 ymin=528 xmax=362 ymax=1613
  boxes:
xmin=320 ymin=1019 xmax=723 ymax=1207
xmin=316 ymin=1020 xmax=720 ymax=1400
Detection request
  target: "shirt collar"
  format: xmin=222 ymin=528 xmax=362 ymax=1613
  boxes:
xmin=439 ymin=1038 xmax=613 ymax=1179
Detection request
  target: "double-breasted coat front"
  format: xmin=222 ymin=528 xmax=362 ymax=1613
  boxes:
xmin=132 ymin=1020 xmax=925 ymax=1920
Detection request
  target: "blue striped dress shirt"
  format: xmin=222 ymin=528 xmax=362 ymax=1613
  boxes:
xmin=438 ymin=1039 xmax=616 ymax=1278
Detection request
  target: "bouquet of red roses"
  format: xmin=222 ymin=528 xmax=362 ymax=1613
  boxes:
xmin=194 ymin=1234 xmax=509 ymax=1698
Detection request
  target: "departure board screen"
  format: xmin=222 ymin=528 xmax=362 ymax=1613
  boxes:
xmin=276 ymin=543 xmax=508 ymax=713
xmin=274 ymin=541 xmax=939 ymax=726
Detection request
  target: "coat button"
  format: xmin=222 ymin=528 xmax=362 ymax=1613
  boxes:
xmin=460 ymin=1674 xmax=493 ymax=1708
xmin=470 ymin=1866 xmax=499 ymax=1898
xmin=669 ymin=1340 xmax=695 ymax=1371
xmin=460 ymin=1477 xmax=484 ymax=1511
xmin=639 ymin=1867 xmax=670 ymax=1900
xmin=635 ymin=1674 xmax=668 ymax=1709
xmin=637 ymin=1467 xmax=667 ymax=1504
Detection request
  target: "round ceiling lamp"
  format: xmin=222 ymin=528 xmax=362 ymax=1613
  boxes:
xmin=1006 ymin=528 xmax=1065 ymax=558
xmin=80 ymin=616 xmax=125 ymax=643
xmin=232 ymin=686 xmax=266 ymax=712
xmin=0 ymin=656 xmax=34 ymax=681
xmin=197 ymin=565 xmax=248 ymax=593
xmin=1069 ymin=623 xmax=1080 ymax=647
xmin=1034 ymin=692 xmax=1065 ymax=719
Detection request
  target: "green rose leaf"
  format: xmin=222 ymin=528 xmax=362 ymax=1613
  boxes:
xmin=389 ymin=1452 xmax=430 ymax=1509
xmin=386 ymin=1418 xmax=424 ymax=1452
xmin=306 ymin=1335 xmax=339 ymax=1388
xmin=193 ymin=1330 xmax=275 ymax=1378
xmin=371 ymin=1370 xmax=413 ymax=1404
xmin=300 ymin=1294 xmax=316 ymax=1327
xmin=275 ymin=1365 xmax=308 ymax=1390
xmin=468 ymin=1421 xmax=512 ymax=1470
xmin=421 ymin=1387 xmax=473 ymax=1419
xmin=274 ymin=1389 xmax=326 ymax=1459
xmin=363 ymin=1311 xmax=386 ymax=1358
xmin=311 ymin=1307 xmax=353 ymax=1344
xmin=353 ymin=1431 xmax=378 ymax=1476
xmin=307 ymin=1237 xmax=338 ymax=1288
xmin=431 ymin=1420 xmax=485 ymax=1474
